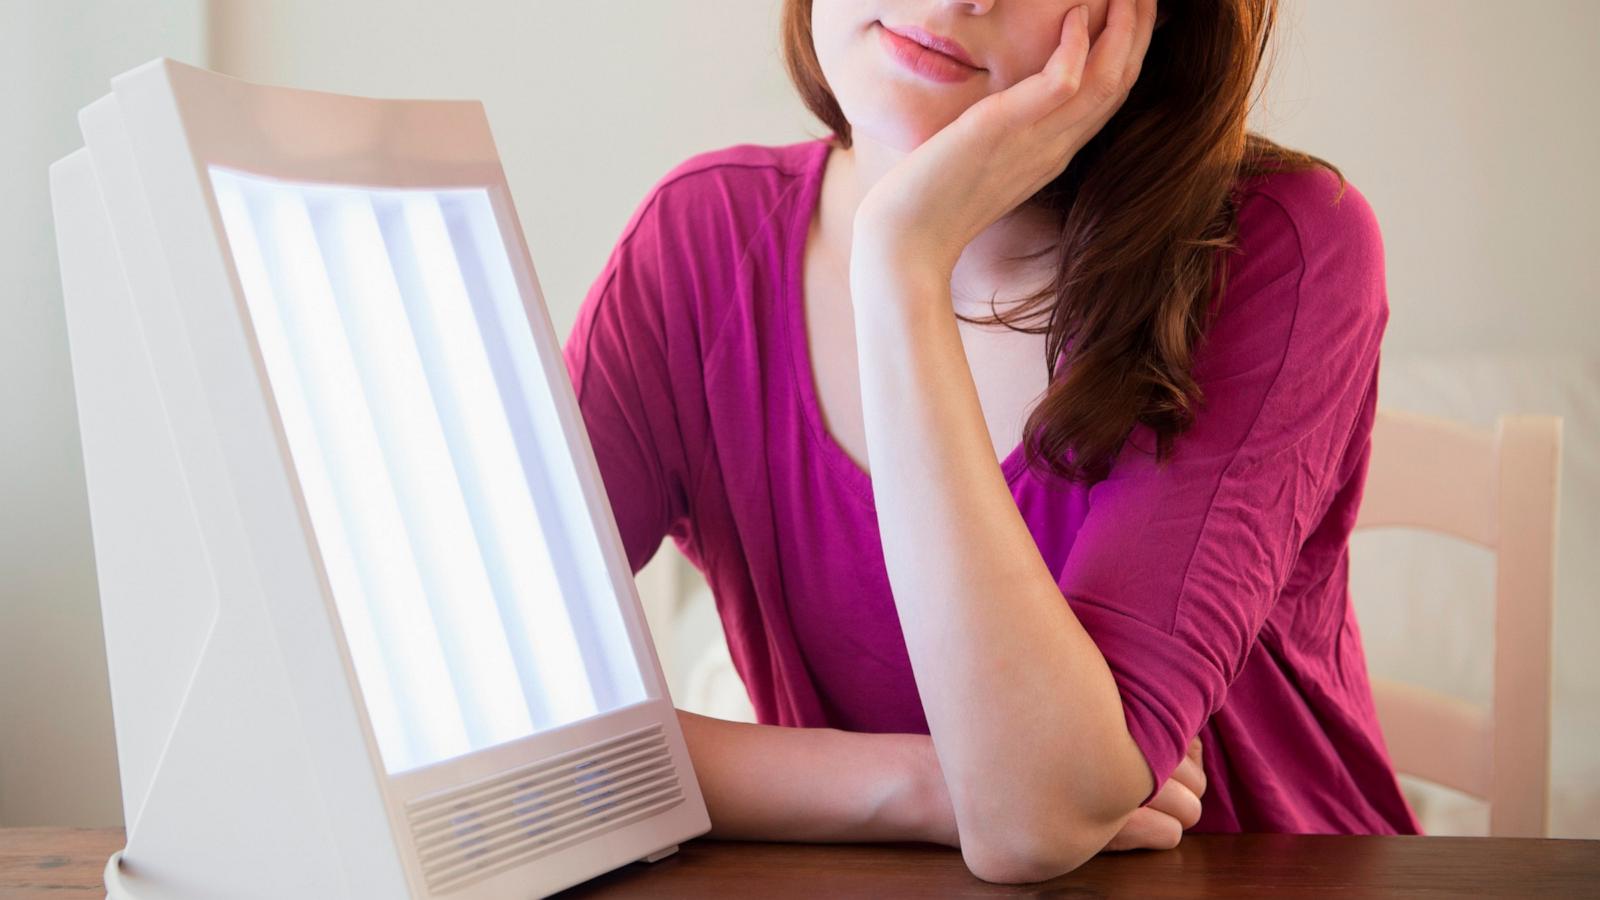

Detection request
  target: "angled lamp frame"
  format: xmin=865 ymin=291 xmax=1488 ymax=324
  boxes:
xmin=50 ymin=57 xmax=709 ymax=899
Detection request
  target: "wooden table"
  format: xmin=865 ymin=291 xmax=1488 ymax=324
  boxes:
xmin=3 ymin=827 xmax=1595 ymax=898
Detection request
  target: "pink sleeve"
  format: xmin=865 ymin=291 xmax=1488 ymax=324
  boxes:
xmin=1055 ymin=173 xmax=1390 ymax=800
xmin=561 ymin=177 xmax=697 ymax=574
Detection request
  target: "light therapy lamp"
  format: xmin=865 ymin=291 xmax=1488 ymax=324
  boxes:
xmin=48 ymin=58 xmax=710 ymax=898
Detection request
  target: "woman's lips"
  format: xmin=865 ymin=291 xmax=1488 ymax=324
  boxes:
xmin=876 ymin=22 xmax=984 ymax=84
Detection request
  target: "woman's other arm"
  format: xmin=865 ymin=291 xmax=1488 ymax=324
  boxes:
xmin=679 ymin=709 xmax=1203 ymax=849
xmin=677 ymin=709 xmax=956 ymax=845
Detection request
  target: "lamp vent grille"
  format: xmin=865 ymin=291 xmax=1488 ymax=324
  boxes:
xmin=405 ymin=722 xmax=683 ymax=894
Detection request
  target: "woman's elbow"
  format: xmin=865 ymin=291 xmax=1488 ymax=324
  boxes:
xmin=954 ymin=742 xmax=1152 ymax=882
xmin=959 ymin=816 xmax=1120 ymax=885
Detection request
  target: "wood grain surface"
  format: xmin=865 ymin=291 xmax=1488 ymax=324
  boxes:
xmin=4 ymin=827 xmax=1595 ymax=898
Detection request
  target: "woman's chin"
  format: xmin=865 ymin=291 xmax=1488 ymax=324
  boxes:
xmin=850 ymin=112 xmax=960 ymax=154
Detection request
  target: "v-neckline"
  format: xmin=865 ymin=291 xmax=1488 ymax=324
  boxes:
xmin=781 ymin=137 xmax=1031 ymax=511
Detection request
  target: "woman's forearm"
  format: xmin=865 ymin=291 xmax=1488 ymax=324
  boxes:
xmin=675 ymin=708 xmax=957 ymax=846
xmin=845 ymin=255 xmax=1150 ymax=877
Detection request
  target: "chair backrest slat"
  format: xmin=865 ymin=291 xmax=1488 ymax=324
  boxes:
xmin=1355 ymin=409 xmax=1561 ymax=838
xmin=1369 ymin=680 xmax=1492 ymax=795
xmin=1355 ymin=412 xmax=1496 ymax=544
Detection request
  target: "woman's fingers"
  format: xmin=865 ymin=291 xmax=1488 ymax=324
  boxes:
xmin=1104 ymin=743 xmax=1202 ymax=853
xmin=997 ymin=2 xmax=1091 ymax=127
xmin=1043 ymin=4 xmax=1094 ymax=99
xmin=1080 ymin=0 xmax=1140 ymax=105
xmin=1007 ymin=0 xmax=1159 ymax=132
xmin=1172 ymin=739 xmax=1207 ymax=799
xmin=1037 ymin=0 xmax=1156 ymax=135
xmin=1103 ymin=806 xmax=1183 ymax=852
xmin=1147 ymin=773 xmax=1203 ymax=831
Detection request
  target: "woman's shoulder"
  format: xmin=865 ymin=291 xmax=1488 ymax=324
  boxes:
xmin=1215 ymin=164 xmax=1389 ymax=339
xmin=634 ymin=138 xmax=825 ymax=227
xmin=600 ymin=139 xmax=826 ymax=305
xmin=585 ymin=139 xmax=825 ymax=352
xmin=1230 ymin=164 xmax=1384 ymax=273
xmin=660 ymin=137 xmax=824 ymax=185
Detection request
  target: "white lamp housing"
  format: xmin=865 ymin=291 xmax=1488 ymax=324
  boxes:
xmin=49 ymin=58 xmax=710 ymax=899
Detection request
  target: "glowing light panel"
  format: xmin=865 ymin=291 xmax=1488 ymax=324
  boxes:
xmin=209 ymin=168 xmax=645 ymax=774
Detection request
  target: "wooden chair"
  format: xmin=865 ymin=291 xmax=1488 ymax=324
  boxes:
xmin=1353 ymin=409 xmax=1563 ymax=837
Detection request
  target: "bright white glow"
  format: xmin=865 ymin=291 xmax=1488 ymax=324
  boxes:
xmin=212 ymin=177 xmax=430 ymax=769
xmin=209 ymin=168 xmax=644 ymax=774
xmin=389 ymin=194 xmax=595 ymax=725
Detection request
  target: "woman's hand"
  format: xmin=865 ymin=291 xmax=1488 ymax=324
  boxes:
xmin=1103 ymin=736 xmax=1206 ymax=852
xmin=850 ymin=0 xmax=1158 ymax=283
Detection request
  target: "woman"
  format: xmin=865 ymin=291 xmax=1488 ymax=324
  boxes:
xmin=563 ymin=0 xmax=1419 ymax=882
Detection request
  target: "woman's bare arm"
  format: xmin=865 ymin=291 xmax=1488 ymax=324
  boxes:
xmin=676 ymin=709 xmax=1201 ymax=852
xmin=675 ymin=708 xmax=956 ymax=845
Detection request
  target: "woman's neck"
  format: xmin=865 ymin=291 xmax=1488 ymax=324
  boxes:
xmin=822 ymin=134 xmax=1064 ymax=317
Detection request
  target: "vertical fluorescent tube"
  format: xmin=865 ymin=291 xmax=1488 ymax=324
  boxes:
xmin=213 ymin=174 xmax=419 ymax=772
xmin=446 ymin=192 xmax=646 ymax=706
xmin=308 ymin=189 xmax=534 ymax=749
xmin=243 ymin=177 xmax=473 ymax=767
xmin=387 ymin=193 xmax=597 ymax=725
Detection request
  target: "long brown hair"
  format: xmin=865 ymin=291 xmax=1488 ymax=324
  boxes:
xmin=781 ymin=0 xmax=1345 ymax=484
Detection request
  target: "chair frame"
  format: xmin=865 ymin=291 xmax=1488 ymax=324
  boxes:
xmin=1354 ymin=408 xmax=1563 ymax=837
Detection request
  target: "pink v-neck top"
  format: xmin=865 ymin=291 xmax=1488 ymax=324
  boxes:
xmin=561 ymin=136 xmax=1420 ymax=835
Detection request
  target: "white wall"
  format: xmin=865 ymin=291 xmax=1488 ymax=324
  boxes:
xmin=2 ymin=0 xmax=1594 ymax=837
xmin=0 ymin=0 xmax=205 ymax=828
xmin=1253 ymin=0 xmax=1599 ymax=357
